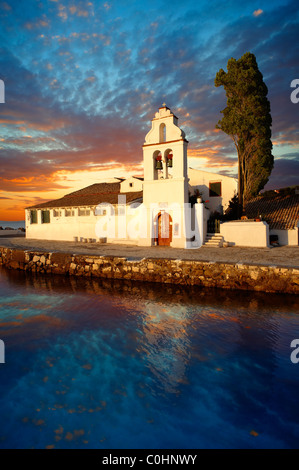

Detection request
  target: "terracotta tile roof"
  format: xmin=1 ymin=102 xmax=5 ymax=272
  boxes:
xmin=27 ymin=182 xmax=143 ymax=209
xmin=245 ymin=194 xmax=299 ymax=230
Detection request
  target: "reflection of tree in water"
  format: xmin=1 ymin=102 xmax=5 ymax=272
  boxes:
xmin=137 ymin=302 xmax=193 ymax=394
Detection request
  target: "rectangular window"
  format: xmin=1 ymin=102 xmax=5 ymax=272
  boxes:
xmin=53 ymin=209 xmax=62 ymax=217
xmin=41 ymin=210 xmax=50 ymax=224
xmin=65 ymin=209 xmax=75 ymax=217
xmin=95 ymin=206 xmax=108 ymax=216
xmin=209 ymin=182 xmax=222 ymax=197
xmin=30 ymin=210 xmax=37 ymax=224
xmin=78 ymin=208 xmax=90 ymax=216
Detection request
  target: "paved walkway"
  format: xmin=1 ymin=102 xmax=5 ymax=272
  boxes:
xmin=0 ymin=237 xmax=299 ymax=268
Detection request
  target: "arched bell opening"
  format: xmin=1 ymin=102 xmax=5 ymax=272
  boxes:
xmin=164 ymin=149 xmax=173 ymax=179
xmin=153 ymin=150 xmax=163 ymax=180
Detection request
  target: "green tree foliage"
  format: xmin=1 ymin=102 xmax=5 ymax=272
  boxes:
xmin=215 ymin=52 xmax=274 ymax=209
xmin=223 ymin=194 xmax=242 ymax=221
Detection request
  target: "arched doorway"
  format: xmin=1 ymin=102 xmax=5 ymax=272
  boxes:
xmin=155 ymin=211 xmax=172 ymax=246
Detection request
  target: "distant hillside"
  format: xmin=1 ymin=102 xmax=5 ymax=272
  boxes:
xmin=260 ymin=186 xmax=299 ymax=199
xmin=0 ymin=221 xmax=25 ymax=230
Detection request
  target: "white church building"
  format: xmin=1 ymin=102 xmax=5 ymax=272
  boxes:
xmin=25 ymin=105 xmax=237 ymax=248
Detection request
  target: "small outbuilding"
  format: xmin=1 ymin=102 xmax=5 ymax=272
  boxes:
xmin=245 ymin=193 xmax=299 ymax=246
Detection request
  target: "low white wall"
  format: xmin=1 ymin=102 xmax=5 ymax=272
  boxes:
xmin=26 ymin=217 xmax=99 ymax=242
xmin=270 ymin=228 xmax=298 ymax=246
xmin=0 ymin=230 xmax=24 ymax=237
xmin=220 ymin=221 xmax=269 ymax=247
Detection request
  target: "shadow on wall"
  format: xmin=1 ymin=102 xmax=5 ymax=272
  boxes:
xmin=190 ymin=184 xmax=223 ymax=214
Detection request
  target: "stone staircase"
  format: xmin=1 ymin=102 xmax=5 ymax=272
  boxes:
xmin=203 ymin=233 xmax=224 ymax=247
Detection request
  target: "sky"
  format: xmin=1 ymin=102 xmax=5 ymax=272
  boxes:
xmin=0 ymin=0 xmax=298 ymax=220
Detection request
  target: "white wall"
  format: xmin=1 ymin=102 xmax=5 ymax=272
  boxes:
xmin=120 ymin=177 xmax=143 ymax=193
xmin=188 ymin=168 xmax=237 ymax=214
xmin=141 ymin=105 xmax=190 ymax=248
xmin=270 ymin=227 xmax=298 ymax=246
xmin=220 ymin=221 xmax=270 ymax=247
xmin=26 ymin=204 xmax=147 ymax=243
xmin=190 ymin=203 xmax=210 ymax=248
xmin=26 ymin=208 xmax=101 ymax=241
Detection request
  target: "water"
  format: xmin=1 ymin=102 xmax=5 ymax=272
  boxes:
xmin=0 ymin=221 xmax=25 ymax=229
xmin=0 ymin=266 xmax=298 ymax=449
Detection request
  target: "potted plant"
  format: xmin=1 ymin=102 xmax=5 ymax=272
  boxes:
xmin=194 ymin=188 xmax=203 ymax=203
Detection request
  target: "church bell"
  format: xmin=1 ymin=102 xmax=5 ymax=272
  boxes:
xmin=155 ymin=154 xmax=163 ymax=170
xmin=155 ymin=160 xmax=163 ymax=170
xmin=167 ymin=154 xmax=173 ymax=167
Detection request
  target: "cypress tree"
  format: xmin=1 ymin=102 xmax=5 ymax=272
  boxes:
xmin=215 ymin=52 xmax=274 ymax=210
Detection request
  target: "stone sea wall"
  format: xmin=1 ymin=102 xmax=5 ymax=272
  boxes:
xmin=0 ymin=247 xmax=298 ymax=294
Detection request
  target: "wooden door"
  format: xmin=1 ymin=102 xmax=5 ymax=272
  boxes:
xmin=157 ymin=212 xmax=172 ymax=246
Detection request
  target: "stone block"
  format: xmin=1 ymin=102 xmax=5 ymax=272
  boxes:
xmin=11 ymin=250 xmax=26 ymax=263
xmin=9 ymin=261 xmax=19 ymax=269
xmin=50 ymin=252 xmax=72 ymax=266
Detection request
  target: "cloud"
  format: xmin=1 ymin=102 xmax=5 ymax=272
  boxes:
xmin=58 ymin=4 xmax=68 ymax=21
xmin=264 ymin=154 xmax=299 ymax=189
xmin=23 ymin=17 xmax=50 ymax=30
xmin=253 ymin=9 xmax=263 ymax=17
xmin=77 ymin=10 xmax=89 ymax=17
xmin=1 ymin=2 xmax=11 ymax=11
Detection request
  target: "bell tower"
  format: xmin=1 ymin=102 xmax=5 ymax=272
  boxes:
xmin=143 ymin=104 xmax=188 ymax=184
xmin=141 ymin=104 xmax=190 ymax=248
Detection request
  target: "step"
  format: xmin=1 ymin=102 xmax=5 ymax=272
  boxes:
xmin=205 ymin=235 xmax=223 ymax=240
xmin=203 ymin=234 xmax=224 ymax=247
